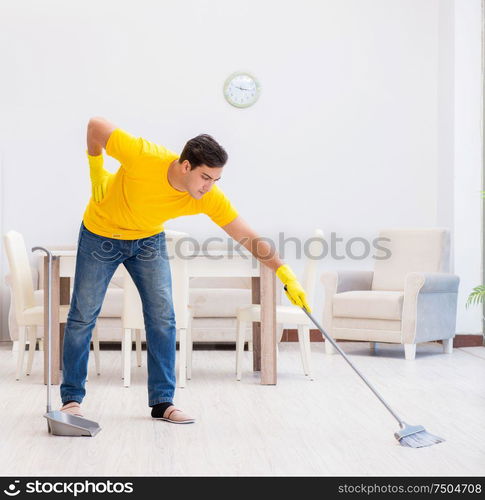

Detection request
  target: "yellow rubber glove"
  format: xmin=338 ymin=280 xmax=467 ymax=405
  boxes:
xmin=87 ymin=151 xmax=113 ymax=203
xmin=276 ymin=264 xmax=312 ymax=312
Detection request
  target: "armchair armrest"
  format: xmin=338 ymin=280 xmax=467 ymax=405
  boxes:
xmin=402 ymin=272 xmax=460 ymax=344
xmin=321 ymin=270 xmax=374 ymax=294
xmin=405 ymin=272 xmax=460 ymax=294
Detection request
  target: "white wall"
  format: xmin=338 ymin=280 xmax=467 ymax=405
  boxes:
xmin=0 ymin=0 xmax=482 ymax=339
xmin=453 ymin=0 xmax=483 ymax=334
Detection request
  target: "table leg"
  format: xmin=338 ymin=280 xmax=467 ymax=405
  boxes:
xmin=251 ymin=277 xmax=261 ymax=372
xmin=59 ymin=277 xmax=71 ymax=371
xmin=260 ymin=264 xmax=277 ymax=385
xmin=43 ymin=256 xmax=61 ymax=385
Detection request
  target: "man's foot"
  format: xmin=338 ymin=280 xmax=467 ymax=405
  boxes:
xmin=60 ymin=401 xmax=83 ymax=417
xmin=152 ymin=405 xmax=195 ymax=424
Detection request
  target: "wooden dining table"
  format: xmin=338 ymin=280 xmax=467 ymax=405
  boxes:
xmin=40 ymin=248 xmax=277 ymax=386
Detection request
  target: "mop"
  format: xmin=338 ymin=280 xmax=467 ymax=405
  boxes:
xmin=32 ymin=247 xmax=101 ymax=437
xmin=297 ymin=304 xmax=444 ymax=448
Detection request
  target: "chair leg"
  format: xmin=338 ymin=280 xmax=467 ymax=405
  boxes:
xmin=92 ymin=326 xmax=101 ymax=375
xmin=186 ymin=312 xmax=193 ymax=380
xmin=38 ymin=339 xmax=44 ymax=352
xmin=298 ymin=325 xmax=313 ymax=379
xmin=324 ymin=337 xmax=337 ymax=355
xmin=123 ymin=329 xmax=132 ymax=387
xmin=404 ymin=343 xmax=416 ymax=360
xmin=26 ymin=326 xmax=37 ymax=376
xmin=236 ymin=319 xmax=247 ymax=381
xmin=277 ymin=324 xmax=285 ymax=343
xmin=296 ymin=325 xmax=308 ymax=375
xmin=304 ymin=327 xmax=312 ymax=378
xmin=442 ymin=338 xmax=453 ymax=354
xmin=121 ymin=333 xmax=124 ymax=379
xmin=297 ymin=325 xmax=309 ymax=375
xmin=16 ymin=326 xmax=27 ymax=380
xmin=178 ymin=328 xmax=187 ymax=388
xmin=135 ymin=329 xmax=142 ymax=367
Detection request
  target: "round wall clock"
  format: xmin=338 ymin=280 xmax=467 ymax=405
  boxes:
xmin=223 ymin=71 xmax=261 ymax=108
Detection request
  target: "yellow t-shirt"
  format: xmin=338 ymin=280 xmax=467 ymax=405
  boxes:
xmin=82 ymin=129 xmax=238 ymax=239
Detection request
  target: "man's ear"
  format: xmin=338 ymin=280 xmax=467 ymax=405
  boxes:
xmin=181 ymin=160 xmax=192 ymax=173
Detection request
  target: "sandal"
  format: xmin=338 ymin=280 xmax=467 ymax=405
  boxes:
xmin=60 ymin=402 xmax=83 ymax=417
xmin=154 ymin=406 xmax=195 ymax=424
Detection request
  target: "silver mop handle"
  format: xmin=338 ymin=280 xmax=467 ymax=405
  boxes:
xmin=301 ymin=307 xmax=405 ymax=427
xmin=32 ymin=247 xmax=53 ymax=413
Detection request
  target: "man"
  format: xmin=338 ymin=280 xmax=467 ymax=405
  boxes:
xmin=59 ymin=117 xmax=311 ymax=424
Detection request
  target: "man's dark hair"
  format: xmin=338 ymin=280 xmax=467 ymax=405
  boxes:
xmin=179 ymin=134 xmax=228 ymax=169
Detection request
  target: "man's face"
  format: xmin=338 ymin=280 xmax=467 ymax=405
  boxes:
xmin=184 ymin=164 xmax=223 ymax=199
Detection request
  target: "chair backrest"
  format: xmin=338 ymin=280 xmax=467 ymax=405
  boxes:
xmin=372 ymin=228 xmax=451 ymax=291
xmin=122 ymin=230 xmax=190 ymax=329
xmin=3 ymin=231 xmax=36 ymax=321
xmin=301 ymin=229 xmax=325 ymax=307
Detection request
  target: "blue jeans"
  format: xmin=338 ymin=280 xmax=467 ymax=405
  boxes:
xmin=60 ymin=222 xmax=176 ymax=407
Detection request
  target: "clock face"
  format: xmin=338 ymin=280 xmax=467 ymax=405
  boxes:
xmin=223 ymin=72 xmax=261 ymax=108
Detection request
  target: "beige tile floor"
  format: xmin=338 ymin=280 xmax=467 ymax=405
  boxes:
xmin=0 ymin=341 xmax=484 ymax=476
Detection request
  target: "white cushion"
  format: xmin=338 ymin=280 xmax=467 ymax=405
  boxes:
xmin=189 ymin=277 xmax=251 ymax=289
xmin=93 ymin=317 xmax=252 ymax=343
xmin=99 ymin=289 xmax=124 ymax=317
xmin=189 ymin=317 xmax=251 ymax=342
xmin=190 ymin=288 xmax=251 ymax=317
xmin=333 ymin=290 xmax=404 ymax=320
xmin=33 ymin=282 xmax=250 ymax=319
xmin=333 ymin=317 xmax=401 ymax=331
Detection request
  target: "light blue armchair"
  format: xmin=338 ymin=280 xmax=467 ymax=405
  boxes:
xmin=321 ymin=228 xmax=460 ymax=360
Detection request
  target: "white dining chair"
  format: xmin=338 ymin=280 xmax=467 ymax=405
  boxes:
xmin=120 ymin=273 xmax=144 ymax=387
xmin=235 ymin=229 xmax=324 ymax=381
xmin=183 ymin=243 xmax=258 ymax=382
xmin=3 ymin=231 xmax=101 ymax=379
xmin=121 ymin=230 xmax=192 ymax=388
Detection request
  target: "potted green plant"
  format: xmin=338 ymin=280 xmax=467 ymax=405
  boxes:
xmin=466 ymin=285 xmax=485 ymax=308
xmin=466 ymin=191 xmax=485 ymax=310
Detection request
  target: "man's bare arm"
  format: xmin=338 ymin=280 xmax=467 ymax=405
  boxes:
xmin=87 ymin=117 xmax=117 ymax=156
xmin=222 ymin=216 xmax=284 ymax=272
xmin=222 ymin=215 xmax=311 ymax=310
